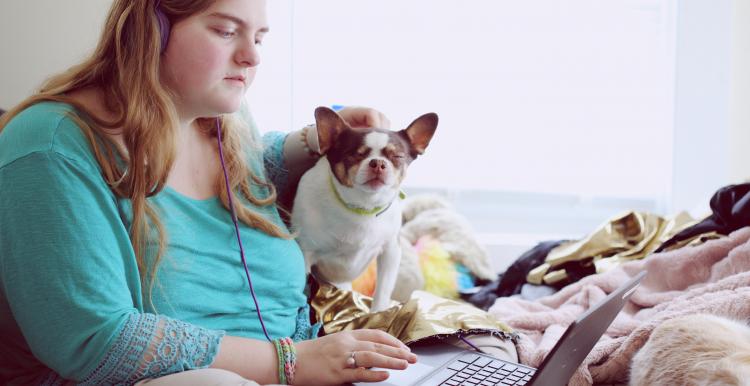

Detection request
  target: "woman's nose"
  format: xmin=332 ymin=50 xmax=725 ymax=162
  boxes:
xmin=236 ymin=41 xmax=261 ymax=68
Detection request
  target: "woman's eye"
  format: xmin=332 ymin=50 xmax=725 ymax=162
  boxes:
xmin=215 ymin=29 xmax=236 ymax=39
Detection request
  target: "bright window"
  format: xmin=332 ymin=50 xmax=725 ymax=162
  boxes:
xmin=248 ymin=0 xmax=678 ymax=255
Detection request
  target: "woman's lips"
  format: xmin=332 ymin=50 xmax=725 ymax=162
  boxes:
xmin=224 ymin=77 xmax=245 ymax=87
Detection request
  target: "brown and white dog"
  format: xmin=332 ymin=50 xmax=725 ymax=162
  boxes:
xmin=630 ymin=314 xmax=750 ymax=386
xmin=291 ymin=107 xmax=438 ymax=312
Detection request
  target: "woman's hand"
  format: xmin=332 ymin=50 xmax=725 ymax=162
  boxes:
xmin=336 ymin=106 xmax=391 ymax=129
xmin=294 ymin=329 xmax=417 ymax=385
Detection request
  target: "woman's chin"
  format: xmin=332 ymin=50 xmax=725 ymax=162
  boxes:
xmin=210 ymin=99 xmax=243 ymax=115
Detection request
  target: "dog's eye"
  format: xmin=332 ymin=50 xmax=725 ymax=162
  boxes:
xmin=390 ymin=154 xmax=406 ymax=166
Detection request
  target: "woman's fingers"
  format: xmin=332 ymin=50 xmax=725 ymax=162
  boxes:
xmin=348 ymin=330 xmax=418 ymax=372
xmin=351 ymin=329 xmax=410 ymax=350
xmin=337 ymin=106 xmax=391 ymax=129
xmin=356 ymin=341 xmax=417 ymax=364
xmin=341 ymin=351 xmax=407 ymax=384
xmin=347 ymin=367 xmax=390 ymax=383
xmin=362 ymin=110 xmax=390 ymax=129
xmin=350 ymin=349 xmax=410 ymax=370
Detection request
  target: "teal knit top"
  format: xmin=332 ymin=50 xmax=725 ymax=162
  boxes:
xmin=0 ymin=102 xmax=315 ymax=385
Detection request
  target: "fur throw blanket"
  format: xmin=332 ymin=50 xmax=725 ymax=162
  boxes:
xmin=390 ymin=194 xmax=495 ymax=301
xmin=488 ymin=227 xmax=750 ymax=385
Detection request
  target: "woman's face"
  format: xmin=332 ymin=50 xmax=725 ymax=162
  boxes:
xmin=160 ymin=0 xmax=268 ymax=120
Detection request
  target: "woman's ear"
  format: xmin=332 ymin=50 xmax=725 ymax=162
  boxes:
xmin=314 ymin=106 xmax=350 ymax=154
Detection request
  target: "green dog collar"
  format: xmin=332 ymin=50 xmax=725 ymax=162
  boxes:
xmin=328 ymin=175 xmax=405 ymax=217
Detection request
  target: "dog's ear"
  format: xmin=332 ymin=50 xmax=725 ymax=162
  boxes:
xmin=402 ymin=113 xmax=438 ymax=155
xmin=314 ymin=107 xmax=349 ymax=154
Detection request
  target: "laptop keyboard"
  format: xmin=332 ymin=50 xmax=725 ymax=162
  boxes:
xmin=424 ymin=352 xmax=536 ymax=386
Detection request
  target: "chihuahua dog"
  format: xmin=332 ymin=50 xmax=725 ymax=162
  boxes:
xmin=291 ymin=107 xmax=438 ymax=312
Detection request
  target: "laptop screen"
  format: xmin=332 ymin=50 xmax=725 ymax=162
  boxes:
xmin=527 ymin=271 xmax=646 ymax=386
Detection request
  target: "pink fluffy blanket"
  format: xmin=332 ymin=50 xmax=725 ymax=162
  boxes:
xmin=488 ymin=227 xmax=750 ymax=385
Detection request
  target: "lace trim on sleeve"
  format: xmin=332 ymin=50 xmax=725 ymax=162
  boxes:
xmin=78 ymin=313 xmax=225 ymax=385
xmin=292 ymin=303 xmax=322 ymax=342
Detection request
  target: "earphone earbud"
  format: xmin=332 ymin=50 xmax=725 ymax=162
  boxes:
xmin=155 ymin=0 xmax=170 ymax=53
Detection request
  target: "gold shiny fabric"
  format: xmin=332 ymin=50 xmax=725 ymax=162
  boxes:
xmin=310 ymin=280 xmax=516 ymax=345
xmin=527 ymin=211 xmax=720 ymax=286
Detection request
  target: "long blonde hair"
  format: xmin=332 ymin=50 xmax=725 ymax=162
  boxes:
xmin=0 ymin=0 xmax=289 ymax=304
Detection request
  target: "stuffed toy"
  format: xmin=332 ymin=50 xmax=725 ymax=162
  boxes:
xmin=353 ymin=194 xmax=494 ymax=301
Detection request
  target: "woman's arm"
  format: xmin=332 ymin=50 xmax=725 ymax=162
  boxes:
xmin=212 ymin=330 xmax=417 ymax=386
xmin=0 ymin=115 xmax=222 ymax=383
xmin=210 ymin=336 xmax=277 ymax=384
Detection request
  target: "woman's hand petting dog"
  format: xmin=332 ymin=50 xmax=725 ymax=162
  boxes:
xmin=336 ymin=106 xmax=392 ymax=129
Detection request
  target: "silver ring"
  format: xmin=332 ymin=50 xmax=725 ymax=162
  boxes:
xmin=346 ymin=351 xmax=357 ymax=368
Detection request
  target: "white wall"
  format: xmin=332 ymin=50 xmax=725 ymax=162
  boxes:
xmin=2 ymin=1 xmax=749 ymax=243
xmin=667 ymin=0 xmax=750 ymax=215
xmin=276 ymin=1 xmax=677 ymax=201
xmin=0 ymin=1 xmax=111 ymax=109
xmin=730 ymin=0 xmax=750 ymax=184
xmin=670 ymin=0 xmax=733 ymax=215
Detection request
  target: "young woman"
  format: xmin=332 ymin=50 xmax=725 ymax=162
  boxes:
xmin=0 ymin=0 xmax=416 ymax=384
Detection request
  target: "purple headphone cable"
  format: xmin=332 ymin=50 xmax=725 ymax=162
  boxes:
xmin=157 ymin=1 xmax=273 ymax=342
xmin=215 ymin=117 xmax=274 ymax=342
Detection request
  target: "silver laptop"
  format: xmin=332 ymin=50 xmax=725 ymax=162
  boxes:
xmin=357 ymin=270 xmax=646 ymax=386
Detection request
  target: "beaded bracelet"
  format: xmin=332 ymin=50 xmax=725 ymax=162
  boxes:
xmin=281 ymin=337 xmax=297 ymax=384
xmin=273 ymin=337 xmax=297 ymax=384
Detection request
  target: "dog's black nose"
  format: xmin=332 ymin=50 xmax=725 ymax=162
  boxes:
xmin=369 ymin=159 xmax=386 ymax=170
